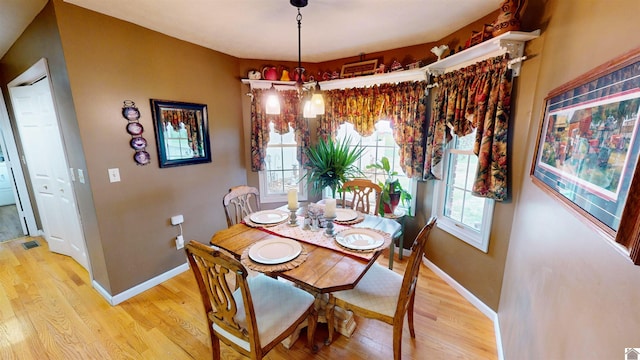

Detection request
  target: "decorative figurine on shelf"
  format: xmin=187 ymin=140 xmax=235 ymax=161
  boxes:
xmin=280 ymin=69 xmax=291 ymax=81
xmin=262 ymin=66 xmax=278 ymax=81
xmin=389 ymin=60 xmax=403 ymax=72
xmin=374 ymin=64 xmax=386 ymax=74
xmin=492 ymin=0 xmax=525 ymax=37
xmin=430 ymin=45 xmax=449 ymax=61
xmin=248 ymin=70 xmax=261 ymax=80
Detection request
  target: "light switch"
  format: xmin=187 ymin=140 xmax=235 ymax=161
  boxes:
xmin=78 ymin=169 xmax=85 ymax=184
xmin=108 ymin=168 xmax=120 ymax=183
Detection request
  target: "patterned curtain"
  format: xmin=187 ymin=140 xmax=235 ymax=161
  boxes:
xmin=250 ymin=88 xmax=310 ymax=171
xmin=318 ymin=81 xmax=428 ymax=178
xmin=423 ymin=54 xmax=512 ymax=201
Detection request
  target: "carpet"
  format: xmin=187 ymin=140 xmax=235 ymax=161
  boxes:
xmin=0 ymin=205 xmax=24 ymax=242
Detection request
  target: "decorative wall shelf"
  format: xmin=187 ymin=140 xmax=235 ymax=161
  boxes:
xmin=242 ymin=30 xmax=540 ymax=91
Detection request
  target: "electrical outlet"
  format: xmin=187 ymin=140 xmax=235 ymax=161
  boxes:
xmin=175 ymin=235 xmax=184 ymax=249
xmin=171 ymin=214 xmax=184 ymax=225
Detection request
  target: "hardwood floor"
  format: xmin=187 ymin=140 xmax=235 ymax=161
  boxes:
xmin=0 ymin=237 xmax=497 ymax=359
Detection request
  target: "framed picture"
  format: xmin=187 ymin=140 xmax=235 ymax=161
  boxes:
xmin=150 ymin=99 xmax=211 ymax=168
xmin=340 ymin=59 xmax=378 ymax=78
xmin=531 ymin=48 xmax=640 ymax=246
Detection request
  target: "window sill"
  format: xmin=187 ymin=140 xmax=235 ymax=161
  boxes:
xmin=436 ymin=218 xmax=489 ymax=253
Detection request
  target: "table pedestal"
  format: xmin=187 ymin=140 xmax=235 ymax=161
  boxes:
xmin=282 ymin=295 xmax=356 ymax=349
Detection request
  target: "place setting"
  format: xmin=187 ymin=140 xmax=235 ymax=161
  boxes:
xmin=334 ymin=227 xmax=390 ymax=253
xmin=243 ymin=209 xmax=289 ymax=228
xmin=241 ymin=237 xmax=308 ymax=272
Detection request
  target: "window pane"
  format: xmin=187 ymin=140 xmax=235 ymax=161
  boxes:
xmin=466 ymin=154 xmax=479 ymax=191
xmin=281 ymin=147 xmax=299 ymax=171
xmin=265 ymin=148 xmax=283 ymax=170
xmin=280 ymin=128 xmax=296 ymax=144
xmin=282 ymin=170 xmax=299 ymax=189
xmin=444 ymin=186 xmax=465 ymax=222
xmin=266 ymin=171 xmax=284 ymax=194
xmin=450 ymin=153 xmax=470 ymax=190
xmin=462 ymin=194 xmax=485 ymax=230
xmin=457 ymin=131 xmax=476 ymax=150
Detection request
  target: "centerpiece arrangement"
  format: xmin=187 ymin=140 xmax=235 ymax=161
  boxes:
xmin=303 ymin=136 xmax=365 ymax=199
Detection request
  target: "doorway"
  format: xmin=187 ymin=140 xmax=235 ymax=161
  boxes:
xmin=6 ymin=58 xmax=89 ymax=270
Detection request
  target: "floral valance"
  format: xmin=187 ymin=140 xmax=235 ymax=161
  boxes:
xmin=317 ymin=81 xmax=428 ymax=178
xmin=250 ymin=88 xmax=310 ymax=172
xmin=423 ymin=54 xmax=513 ymax=201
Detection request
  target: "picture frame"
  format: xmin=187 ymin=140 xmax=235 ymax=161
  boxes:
xmin=530 ymin=47 xmax=640 ymax=263
xmin=340 ymin=59 xmax=378 ymax=78
xmin=150 ymin=99 xmax=211 ymax=168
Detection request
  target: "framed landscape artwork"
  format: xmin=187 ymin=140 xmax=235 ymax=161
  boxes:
xmin=531 ymin=47 xmax=640 ymax=264
xmin=150 ymin=99 xmax=212 ymax=168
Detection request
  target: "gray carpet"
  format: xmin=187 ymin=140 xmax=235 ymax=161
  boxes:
xmin=0 ymin=205 xmax=24 ymax=242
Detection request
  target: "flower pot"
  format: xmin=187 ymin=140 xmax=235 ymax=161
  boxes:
xmin=383 ymin=192 xmax=401 ymax=214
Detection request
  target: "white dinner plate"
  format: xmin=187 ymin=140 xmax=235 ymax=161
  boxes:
xmin=335 ymin=228 xmax=385 ymax=251
xmin=249 ymin=210 xmax=288 ymax=224
xmin=334 ymin=208 xmax=358 ymax=222
xmin=248 ymin=238 xmax=302 ymax=264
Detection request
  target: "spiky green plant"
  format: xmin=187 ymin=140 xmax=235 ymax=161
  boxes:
xmin=303 ymin=136 xmax=365 ymax=198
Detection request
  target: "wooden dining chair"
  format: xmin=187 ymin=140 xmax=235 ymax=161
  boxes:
xmin=185 ymin=240 xmax=318 ymax=359
xmin=325 ymin=217 xmax=437 ymax=360
xmin=341 ymin=179 xmax=381 ymax=215
xmin=223 ymin=185 xmax=261 ymax=227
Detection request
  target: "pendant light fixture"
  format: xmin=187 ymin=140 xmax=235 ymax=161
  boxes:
xmin=265 ymin=83 xmax=281 ymax=115
xmin=291 ymin=0 xmax=325 ymax=118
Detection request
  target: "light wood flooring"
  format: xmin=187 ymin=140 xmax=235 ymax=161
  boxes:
xmin=0 ymin=237 xmax=497 ymax=359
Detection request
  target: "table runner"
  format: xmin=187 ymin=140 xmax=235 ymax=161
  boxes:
xmin=256 ymin=216 xmax=391 ymax=261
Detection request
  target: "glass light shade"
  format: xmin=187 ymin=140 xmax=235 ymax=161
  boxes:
xmin=311 ymin=93 xmax=325 ymax=115
xmin=303 ymin=99 xmax=315 ymax=118
xmin=265 ymin=92 xmax=280 ymax=115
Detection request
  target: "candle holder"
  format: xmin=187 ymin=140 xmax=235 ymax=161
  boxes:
xmin=323 ymin=216 xmax=337 ymax=237
xmin=287 ymin=206 xmax=299 ymax=227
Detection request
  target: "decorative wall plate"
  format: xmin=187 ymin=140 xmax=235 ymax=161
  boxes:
xmin=122 ymin=106 xmax=140 ymax=121
xmin=126 ymin=122 xmax=144 ymax=136
xmin=134 ymin=150 xmax=150 ymax=165
xmin=130 ymin=137 xmax=147 ymax=150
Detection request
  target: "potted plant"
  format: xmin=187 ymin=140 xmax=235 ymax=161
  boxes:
xmin=366 ymin=157 xmax=412 ymax=216
xmin=303 ymin=136 xmax=365 ymax=199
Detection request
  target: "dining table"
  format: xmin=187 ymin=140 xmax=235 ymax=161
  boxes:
xmin=209 ymin=207 xmax=401 ymax=342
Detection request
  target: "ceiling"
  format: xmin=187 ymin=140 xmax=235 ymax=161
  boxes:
xmin=1 ymin=0 xmax=501 ymax=62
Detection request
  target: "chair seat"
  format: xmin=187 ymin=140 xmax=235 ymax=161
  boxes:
xmin=331 ymin=263 xmax=402 ymax=318
xmin=214 ymin=274 xmax=315 ymax=352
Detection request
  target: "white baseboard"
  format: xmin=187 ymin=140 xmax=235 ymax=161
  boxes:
xmin=422 ymin=257 xmax=503 ymax=360
xmin=92 ymin=262 xmax=189 ymax=306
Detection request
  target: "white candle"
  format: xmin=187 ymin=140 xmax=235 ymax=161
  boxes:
xmin=287 ymin=189 xmax=298 ymax=209
xmin=325 ymin=198 xmax=336 ymax=218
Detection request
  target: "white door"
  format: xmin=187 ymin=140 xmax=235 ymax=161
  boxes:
xmin=9 ymin=75 xmax=88 ymax=270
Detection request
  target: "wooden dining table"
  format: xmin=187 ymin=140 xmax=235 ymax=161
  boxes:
xmin=209 ymin=213 xmax=401 ymax=294
xmin=209 ymin=212 xmax=401 ymax=341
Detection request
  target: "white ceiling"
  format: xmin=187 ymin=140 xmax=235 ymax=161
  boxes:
xmin=1 ymin=0 xmax=501 ymax=62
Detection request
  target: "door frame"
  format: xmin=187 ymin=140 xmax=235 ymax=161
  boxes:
xmin=0 ymin=87 xmax=37 ymax=235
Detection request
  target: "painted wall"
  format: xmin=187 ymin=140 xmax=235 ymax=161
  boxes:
xmin=0 ymin=1 xmax=108 ymax=289
xmin=0 ymin=0 xmax=247 ymax=295
xmin=500 ymin=0 xmax=640 ymax=358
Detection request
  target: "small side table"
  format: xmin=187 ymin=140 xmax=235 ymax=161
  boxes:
xmin=384 ymin=208 xmax=406 ymax=269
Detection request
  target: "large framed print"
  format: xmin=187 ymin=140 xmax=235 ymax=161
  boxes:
xmin=531 ymin=48 xmax=640 ymax=245
xmin=150 ymin=99 xmax=212 ymax=168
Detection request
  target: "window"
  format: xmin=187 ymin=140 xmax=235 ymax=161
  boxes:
xmin=335 ymin=120 xmax=417 ymax=215
xmin=433 ymin=130 xmax=494 ymax=252
xmin=258 ymin=123 xmax=307 ymax=203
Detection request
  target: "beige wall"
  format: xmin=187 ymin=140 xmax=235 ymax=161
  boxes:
xmin=0 ymin=1 xmax=108 ymax=289
xmin=1 ymin=0 xmax=247 ymax=295
xmin=500 ymin=0 xmax=640 ymax=357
